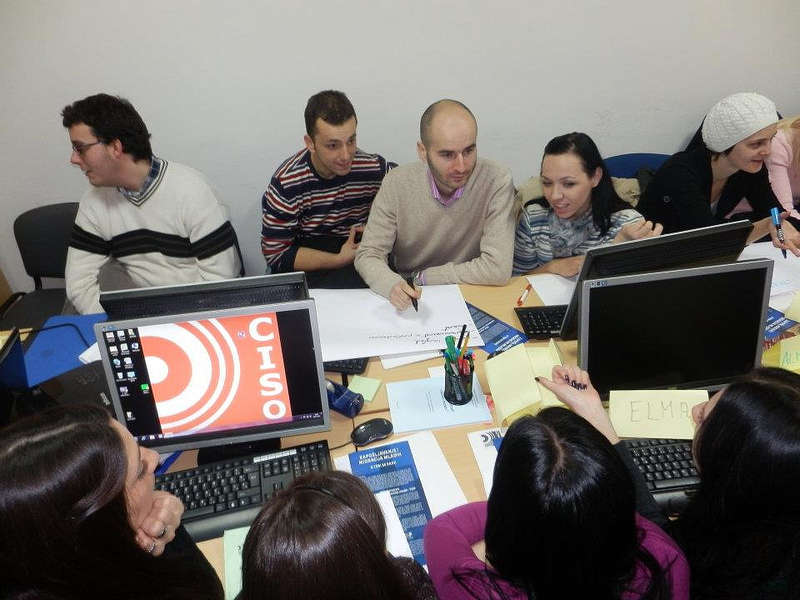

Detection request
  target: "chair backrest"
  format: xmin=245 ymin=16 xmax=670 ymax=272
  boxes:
xmin=13 ymin=202 xmax=79 ymax=289
xmin=603 ymin=153 xmax=670 ymax=178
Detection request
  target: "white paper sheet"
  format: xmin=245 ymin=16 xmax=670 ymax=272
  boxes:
xmin=739 ymin=242 xmax=800 ymax=297
xmin=525 ymin=273 xmax=576 ymax=305
xmin=387 ymin=376 xmax=491 ymax=433
xmin=380 ymin=350 xmax=441 ymax=369
xmin=79 ymin=342 xmax=100 ymax=364
xmin=334 ymin=430 xmax=467 ymax=517
xmin=467 ymin=427 xmax=506 ymax=496
xmin=310 ymin=285 xmax=483 ymax=361
xmin=376 ymin=490 xmax=413 ymax=558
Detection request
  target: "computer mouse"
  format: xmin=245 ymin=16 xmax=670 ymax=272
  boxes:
xmin=351 ymin=418 xmax=393 ymax=447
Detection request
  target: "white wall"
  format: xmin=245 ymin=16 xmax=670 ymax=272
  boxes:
xmin=2 ymin=0 xmax=799 ymax=292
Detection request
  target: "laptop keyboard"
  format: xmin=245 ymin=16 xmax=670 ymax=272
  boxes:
xmin=514 ymin=305 xmax=567 ymax=339
xmin=156 ymin=440 xmax=331 ymax=541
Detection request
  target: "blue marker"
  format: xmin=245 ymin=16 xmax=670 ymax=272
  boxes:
xmin=771 ymin=207 xmax=788 ymax=259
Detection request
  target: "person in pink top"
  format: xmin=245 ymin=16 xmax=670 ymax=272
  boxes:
xmin=424 ymin=407 xmax=689 ymax=600
xmin=766 ymin=117 xmax=800 ymax=219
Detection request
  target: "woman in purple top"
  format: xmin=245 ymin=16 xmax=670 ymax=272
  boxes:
xmin=537 ymin=365 xmax=800 ymax=599
xmin=424 ymin=407 xmax=689 ymax=599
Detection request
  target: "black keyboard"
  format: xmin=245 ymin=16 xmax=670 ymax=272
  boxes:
xmin=624 ymin=438 xmax=700 ymax=515
xmin=323 ymin=357 xmax=369 ymax=374
xmin=514 ymin=305 xmax=567 ymax=339
xmin=156 ymin=440 xmax=331 ymax=541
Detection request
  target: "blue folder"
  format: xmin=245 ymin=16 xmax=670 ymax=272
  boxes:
xmin=24 ymin=314 xmax=107 ymax=386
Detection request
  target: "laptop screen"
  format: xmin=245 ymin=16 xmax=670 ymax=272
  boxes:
xmin=578 ymin=259 xmax=772 ymax=397
xmin=95 ymin=300 xmax=330 ymax=453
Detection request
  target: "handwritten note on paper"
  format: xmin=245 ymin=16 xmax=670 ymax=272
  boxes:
xmin=609 ymin=390 xmax=709 ymax=440
xmin=310 ymin=285 xmax=483 ymax=361
xmin=779 ymin=335 xmax=800 ymax=372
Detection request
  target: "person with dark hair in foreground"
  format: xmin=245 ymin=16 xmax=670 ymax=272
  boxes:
xmin=513 ymin=132 xmax=662 ymax=277
xmin=424 ymin=407 xmax=687 ymax=599
xmin=538 ymin=365 xmax=800 ymax=600
xmin=63 ymin=93 xmax=240 ymax=314
xmin=261 ymin=90 xmax=395 ymax=288
xmin=240 ymin=470 xmax=435 ymax=600
xmin=0 ymin=404 xmax=222 ymax=599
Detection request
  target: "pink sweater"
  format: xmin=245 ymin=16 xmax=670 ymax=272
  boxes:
xmin=766 ymin=129 xmax=800 ymax=219
xmin=423 ymin=501 xmax=689 ymax=600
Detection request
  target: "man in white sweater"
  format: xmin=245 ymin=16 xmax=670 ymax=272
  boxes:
xmin=355 ymin=99 xmax=516 ymax=311
xmin=62 ymin=94 xmax=240 ymax=314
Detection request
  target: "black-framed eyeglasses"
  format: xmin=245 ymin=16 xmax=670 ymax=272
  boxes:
xmin=71 ymin=140 xmax=104 ymax=156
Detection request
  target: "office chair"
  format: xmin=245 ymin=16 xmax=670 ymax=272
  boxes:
xmin=0 ymin=202 xmax=79 ymax=329
xmin=604 ymin=153 xmax=670 ymax=178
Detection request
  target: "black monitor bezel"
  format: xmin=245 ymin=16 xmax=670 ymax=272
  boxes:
xmin=578 ymin=259 xmax=772 ymax=397
xmin=559 ymin=221 xmax=753 ymax=340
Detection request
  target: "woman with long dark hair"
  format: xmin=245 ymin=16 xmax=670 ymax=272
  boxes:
xmin=424 ymin=408 xmax=688 ymax=599
xmin=539 ymin=365 xmax=800 ymax=599
xmin=0 ymin=404 xmax=222 ymax=599
xmin=513 ymin=132 xmax=662 ymax=276
xmin=240 ymin=470 xmax=435 ymax=600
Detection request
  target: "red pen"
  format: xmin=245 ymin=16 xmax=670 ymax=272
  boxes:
xmin=516 ymin=283 xmax=532 ymax=306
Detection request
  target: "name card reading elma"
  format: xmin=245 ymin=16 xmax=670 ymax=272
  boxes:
xmin=608 ymin=390 xmax=709 ymax=440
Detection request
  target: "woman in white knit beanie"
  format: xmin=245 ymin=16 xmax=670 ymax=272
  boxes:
xmin=639 ymin=92 xmax=800 ymax=254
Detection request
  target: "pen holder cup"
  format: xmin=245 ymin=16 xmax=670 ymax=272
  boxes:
xmin=443 ymin=369 xmax=474 ymax=406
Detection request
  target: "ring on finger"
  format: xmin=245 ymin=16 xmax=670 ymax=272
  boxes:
xmin=158 ymin=525 xmax=168 ymax=538
xmin=147 ymin=540 xmax=156 ymax=554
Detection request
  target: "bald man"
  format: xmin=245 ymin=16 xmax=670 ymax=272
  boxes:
xmin=355 ymin=99 xmax=516 ymax=310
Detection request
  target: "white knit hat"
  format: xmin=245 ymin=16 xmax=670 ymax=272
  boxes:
xmin=701 ymin=92 xmax=777 ymax=152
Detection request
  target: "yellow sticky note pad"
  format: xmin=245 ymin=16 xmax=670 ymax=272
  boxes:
xmin=609 ymin=390 xmax=708 ymax=440
xmin=348 ymin=375 xmax=381 ymax=403
xmin=762 ymin=342 xmax=781 ymax=368
xmin=784 ymin=291 xmax=800 ymax=322
xmin=779 ymin=335 xmax=800 ymax=372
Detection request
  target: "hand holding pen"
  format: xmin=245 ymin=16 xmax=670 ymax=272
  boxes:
xmin=771 ymin=207 xmax=788 ymax=259
xmin=389 ymin=278 xmax=421 ymax=311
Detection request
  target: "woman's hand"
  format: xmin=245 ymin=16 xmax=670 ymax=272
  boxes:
xmin=135 ymin=491 xmax=184 ymax=557
xmin=536 ymin=366 xmax=620 ymax=444
xmin=533 ymin=255 xmax=585 ymax=278
xmin=613 ymin=219 xmax=663 ymax=244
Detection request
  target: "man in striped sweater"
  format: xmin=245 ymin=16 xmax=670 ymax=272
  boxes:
xmin=63 ymin=94 xmax=241 ymax=314
xmin=261 ymin=90 xmax=395 ymax=288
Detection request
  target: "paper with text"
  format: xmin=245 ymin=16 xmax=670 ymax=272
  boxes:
xmin=609 ymin=390 xmax=708 ymax=439
xmin=310 ymin=285 xmax=483 ymax=362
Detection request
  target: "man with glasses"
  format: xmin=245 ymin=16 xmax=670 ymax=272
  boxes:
xmin=62 ymin=93 xmax=240 ymax=314
xmin=261 ymin=90 xmax=395 ymax=288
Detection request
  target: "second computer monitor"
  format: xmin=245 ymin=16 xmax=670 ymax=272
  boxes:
xmin=578 ymin=259 xmax=772 ymax=398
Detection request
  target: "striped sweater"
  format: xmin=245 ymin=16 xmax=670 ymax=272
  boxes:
xmin=65 ymin=159 xmax=240 ymax=314
xmin=513 ymin=201 xmax=643 ymax=274
xmin=261 ymin=149 xmax=394 ymax=271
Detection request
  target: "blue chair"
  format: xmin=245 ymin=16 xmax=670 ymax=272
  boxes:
xmin=604 ymin=153 xmax=669 ymax=178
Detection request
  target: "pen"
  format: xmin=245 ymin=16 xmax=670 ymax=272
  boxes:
xmin=458 ymin=334 xmax=470 ymax=360
xmin=456 ymin=324 xmax=467 ymax=350
xmin=771 ymin=207 xmax=787 ymax=259
xmin=405 ymin=276 xmax=419 ymax=312
xmin=516 ymin=283 xmax=532 ymax=306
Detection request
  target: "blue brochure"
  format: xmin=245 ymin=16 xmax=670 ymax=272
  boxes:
xmin=467 ymin=303 xmax=527 ymax=355
xmin=349 ymin=440 xmax=432 ymax=565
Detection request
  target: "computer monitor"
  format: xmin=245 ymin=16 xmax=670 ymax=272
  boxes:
xmin=99 ymin=272 xmax=309 ymax=320
xmin=559 ymin=220 xmax=753 ymax=339
xmin=578 ymin=259 xmax=772 ymax=398
xmin=94 ymin=299 xmax=330 ymax=453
